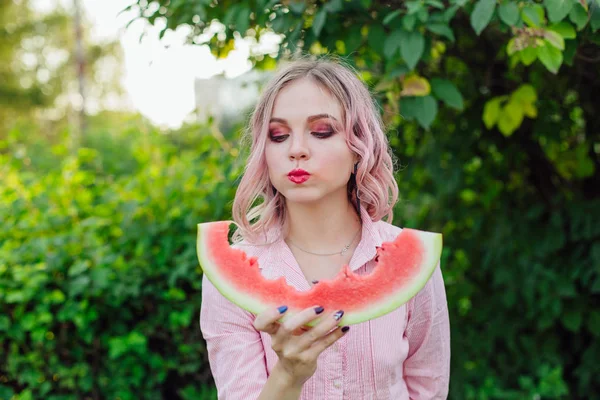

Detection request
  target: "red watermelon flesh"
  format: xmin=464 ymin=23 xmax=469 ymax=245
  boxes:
xmin=197 ymin=220 xmax=443 ymax=326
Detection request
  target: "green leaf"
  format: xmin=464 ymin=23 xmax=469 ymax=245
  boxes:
xmin=415 ymin=95 xmax=438 ymax=129
xmin=537 ymin=41 xmax=564 ymax=73
xmin=431 ymin=78 xmax=464 ymax=110
xmin=520 ymin=46 xmax=538 ymax=65
xmin=389 ymin=65 xmax=410 ymax=79
xmin=288 ymin=1 xmax=306 ymax=15
xmin=427 ymin=23 xmax=456 ymax=41
xmin=444 ymin=4 xmax=461 ymax=21
xmin=591 ymin=3 xmax=600 ymax=31
xmin=417 ymin=7 xmax=429 ymax=22
xmin=563 ymin=38 xmax=578 ymax=64
xmin=400 ymin=31 xmax=425 ymax=70
xmin=399 ymin=96 xmax=420 ymax=120
xmin=403 ymin=14 xmax=417 ymax=31
xmin=312 ymin=8 xmax=327 ymax=36
xmin=548 ymin=21 xmax=577 ymax=38
xmin=324 ymin=0 xmax=343 ymax=13
xmin=471 ymin=0 xmax=497 ymax=35
xmin=384 ymin=29 xmax=405 ymax=59
xmin=383 ymin=9 xmax=402 ymax=25
xmin=236 ymin=6 xmax=251 ymax=34
xmin=569 ymin=2 xmax=589 ymax=29
xmin=522 ymin=4 xmax=546 ymax=27
xmin=545 ymin=0 xmax=575 ymax=22
xmin=561 ymin=308 xmax=582 ymax=332
xmin=506 ymin=37 xmax=519 ymax=55
xmin=401 ymin=75 xmax=431 ymax=96
xmin=483 ymin=96 xmax=505 ymax=129
xmin=406 ymin=0 xmax=423 ymax=14
xmin=497 ymin=101 xmax=524 ymax=136
xmin=426 ymin=0 xmax=445 ymax=8
xmin=512 ymin=84 xmax=537 ymax=104
xmin=368 ymin=25 xmax=386 ymax=55
xmin=544 ymin=30 xmax=566 ymax=49
xmin=587 ymin=311 xmax=600 ymax=336
xmin=499 ymin=2 xmax=520 ymax=25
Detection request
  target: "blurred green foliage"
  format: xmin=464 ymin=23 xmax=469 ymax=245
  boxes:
xmin=1 ymin=113 xmax=243 ymax=399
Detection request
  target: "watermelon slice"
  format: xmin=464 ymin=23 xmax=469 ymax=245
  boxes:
xmin=197 ymin=221 xmax=443 ymax=326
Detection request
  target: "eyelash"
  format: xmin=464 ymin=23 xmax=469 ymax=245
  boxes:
xmin=269 ymin=131 xmax=334 ymax=142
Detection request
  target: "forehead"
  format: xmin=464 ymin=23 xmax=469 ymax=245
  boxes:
xmin=271 ymin=78 xmax=343 ymax=122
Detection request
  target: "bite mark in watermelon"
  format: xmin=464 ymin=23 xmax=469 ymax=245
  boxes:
xmin=197 ymin=221 xmax=443 ymax=326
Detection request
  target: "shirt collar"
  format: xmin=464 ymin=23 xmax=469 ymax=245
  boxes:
xmin=263 ymin=206 xmax=382 ymax=281
xmin=348 ymin=205 xmax=382 ymax=271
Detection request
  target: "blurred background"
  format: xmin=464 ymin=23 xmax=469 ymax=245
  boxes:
xmin=1 ymin=0 xmax=599 ymax=399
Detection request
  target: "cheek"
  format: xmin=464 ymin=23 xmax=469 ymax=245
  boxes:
xmin=316 ymin=145 xmax=354 ymax=176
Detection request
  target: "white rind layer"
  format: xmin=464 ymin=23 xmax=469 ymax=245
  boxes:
xmin=197 ymin=224 xmax=268 ymax=315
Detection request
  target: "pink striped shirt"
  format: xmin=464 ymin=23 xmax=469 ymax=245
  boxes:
xmin=200 ymin=208 xmax=451 ymax=399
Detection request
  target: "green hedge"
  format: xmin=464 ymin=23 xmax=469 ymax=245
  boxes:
xmin=0 ymin=116 xmax=243 ymax=399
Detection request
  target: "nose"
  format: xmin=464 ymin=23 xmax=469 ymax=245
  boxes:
xmin=288 ymin=132 xmax=309 ymax=161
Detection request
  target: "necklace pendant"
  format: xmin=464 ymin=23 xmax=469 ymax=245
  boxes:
xmin=341 ymin=245 xmax=350 ymax=255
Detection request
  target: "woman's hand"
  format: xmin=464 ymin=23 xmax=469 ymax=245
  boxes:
xmin=254 ymin=305 xmax=349 ymax=387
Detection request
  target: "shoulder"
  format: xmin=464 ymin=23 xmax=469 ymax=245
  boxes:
xmin=372 ymin=219 xmax=403 ymax=243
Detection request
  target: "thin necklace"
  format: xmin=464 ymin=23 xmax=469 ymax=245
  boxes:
xmin=286 ymin=227 xmax=361 ymax=257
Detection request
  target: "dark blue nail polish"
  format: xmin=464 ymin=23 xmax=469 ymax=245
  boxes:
xmin=341 ymin=326 xmax=350 ymax=333
xmin=314 ymin=306 xmax=324 ymax=314
xmin=278 ymin=305 xmax=288 ymax=314
xmin=334 ymin=310 xmax=344 ymax=321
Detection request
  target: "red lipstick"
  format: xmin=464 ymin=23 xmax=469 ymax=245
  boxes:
xmin=288 ymin=169 xmax=310 ymax=184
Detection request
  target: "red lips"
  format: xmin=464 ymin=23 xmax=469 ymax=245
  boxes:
xmin=288 ymin=169 xmax=310 ymax=184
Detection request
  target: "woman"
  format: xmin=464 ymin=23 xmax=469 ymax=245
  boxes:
xmin=200 ymin=58 xmax=450 ymax=399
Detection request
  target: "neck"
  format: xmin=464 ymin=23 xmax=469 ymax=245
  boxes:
xmin=284 ymin=196 xmax=362 ymax=255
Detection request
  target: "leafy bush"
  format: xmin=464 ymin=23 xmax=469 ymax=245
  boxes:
xmin=0 ymin=115 xmax=243 ymax=399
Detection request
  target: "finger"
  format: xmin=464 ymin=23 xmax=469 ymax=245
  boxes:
xmin=296 ymin=310 xmax=345 ymax=350
xmin=276 ymin=305 xmax=325 ymax=339
xmin=291 ymin=325 xmax=311 ymax=336
xmin=253 ymin=305 xmax=289 ymax=335
xmin=306 ymin=325 xmax=349 ymax=358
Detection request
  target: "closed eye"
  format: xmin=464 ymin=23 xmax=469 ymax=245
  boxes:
xmin=311 ymin=131 xmax=334 ymax=139
xmin=269 ymin=134 xmax=288 ymax=143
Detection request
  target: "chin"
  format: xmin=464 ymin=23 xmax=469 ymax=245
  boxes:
xmin=280 ymin=189 xmax=324 ymax=204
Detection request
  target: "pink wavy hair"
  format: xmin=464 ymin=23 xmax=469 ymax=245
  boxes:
xmin=231 ymin=57 xmax=399 ymax=244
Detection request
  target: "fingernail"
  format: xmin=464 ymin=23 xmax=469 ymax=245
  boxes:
xmin=314 ymin=306 xmax=324 ymax=314
xmin=333 ymin=310 xmax=344 ymax=321
xmin=312 ymin=280 xmax=319 ymax=284
xmin=341 ymin=326 xmax=350 ymax=333
xmin=278 ymin=305 xmax=288 ymax=314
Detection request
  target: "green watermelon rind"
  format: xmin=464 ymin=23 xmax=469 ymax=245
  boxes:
xmin=197 ymin=222 xmax=443 ymax=326
xmin=197 ymin=225 xmax=268 ymax=315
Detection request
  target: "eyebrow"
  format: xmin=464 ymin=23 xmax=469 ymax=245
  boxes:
xmin=269 ymin=114 xmax=339 ymax=124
